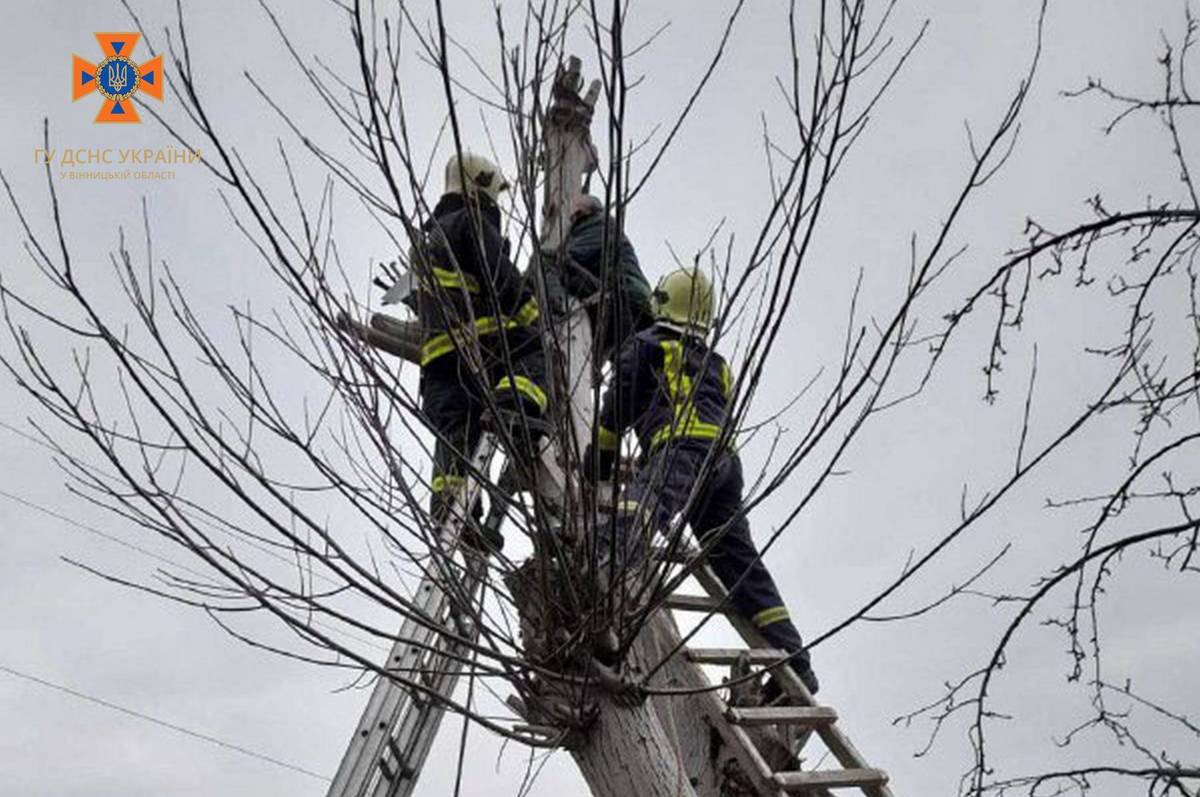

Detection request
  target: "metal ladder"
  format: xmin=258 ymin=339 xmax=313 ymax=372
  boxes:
xmin=662 ymin=549 xmax=894 ymax=796
xmin=326 ymin=435 xmax=501 ymax=797
xmin=328 ymin=49 xmax=593 ymax=787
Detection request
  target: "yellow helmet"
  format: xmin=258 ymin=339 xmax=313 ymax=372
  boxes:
xmin=444 ymin=152 xmax=508 ymax=203
xmin=652 ymin=268 xmax=714 ymax=334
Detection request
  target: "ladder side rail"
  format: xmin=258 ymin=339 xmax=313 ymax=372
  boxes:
xmin=375 ymin=552 xmax=491 ymax=797
xmin=686 ymin=558 xmax=895 ymax=797
xmin=327 ymin=436 xmax=499 ymax=797
xmin=354 ymin=582 xmax=484 ymax=797
xmin=329 ymin=578 xmax=457 ymax=794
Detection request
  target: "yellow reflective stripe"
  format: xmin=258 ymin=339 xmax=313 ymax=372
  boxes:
xmin=649 ymin=419 xmax=723 ymax=449
xmin=652 ymin=339 xmax=714 ymax=448
xmin=475 ymin=316 xmax=504 ymax=336
xmin=495 ymin=375 xmax=547 ymax=413
xmin=419 ymin=316 xmax=503 ymax=366
xmin=615 ymin=499 xmax=642 ymax=515
xmin=751 ymin=606 xmax=790 ymax=628
xmin=420 ymin=331 xmax=457 ymax=366
xmin=661 ymin=340 xmax=696 ymax=423
xmin=660 ymin=341 xmax=690 ymax=403
xmin=597 ymin=425 xmax=620 ymax=451
xmin=649 ymin=340 xmax=738 ymax=449
xmin=418 ymin=299 xmax=540 ymax=366
xmin=429 ymin=266 xmax=480 ymax=293
xmin=431 ymin=474 xmax=466 ymax=493
xmin=511 ymin=298 xmax=540 ymax=326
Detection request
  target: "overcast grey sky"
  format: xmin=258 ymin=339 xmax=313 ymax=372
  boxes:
xmin=2 ymin=1 xmax=1197 ymax=796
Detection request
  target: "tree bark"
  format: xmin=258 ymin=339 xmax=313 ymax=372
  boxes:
xmin=571 ymin=686 xmax=700 ymax=797
xmin=567 ymin=610 xmax=782 ymax=797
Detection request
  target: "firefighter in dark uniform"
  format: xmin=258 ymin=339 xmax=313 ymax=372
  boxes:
xmin=587 ymin=267 xmax=819 ymax=694
xmin=414 ymin=152 xmax=546 ymax=532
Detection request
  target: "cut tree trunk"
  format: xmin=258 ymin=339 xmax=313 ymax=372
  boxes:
xmin=558 ymin=607 xmax=783 ymax=797
xmin=571 ymin=686 xmax=700 ymax=797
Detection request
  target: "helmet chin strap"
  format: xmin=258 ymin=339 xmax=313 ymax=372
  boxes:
xmin=653 ymin=319 xmax=708 ymax=338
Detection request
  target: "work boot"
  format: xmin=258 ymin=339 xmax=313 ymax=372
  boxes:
xmin=798 ymin=663 xmax=820 ymax=695
xmin=460 ymin=464 xmax=527 ymax=553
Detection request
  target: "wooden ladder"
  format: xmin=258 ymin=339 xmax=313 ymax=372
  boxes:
xmin=662 ymin=550 xmax=894 ymax=796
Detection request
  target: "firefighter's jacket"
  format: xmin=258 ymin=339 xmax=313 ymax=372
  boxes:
xmin=565 ymin=213 xmax=652 ymax=309
xmin=413 ymin=193 xmax=538 ymax=367
xmin=596 ymin=323 xmax=735 ymax=455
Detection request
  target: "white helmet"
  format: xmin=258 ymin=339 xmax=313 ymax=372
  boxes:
xmin=444 ymin=152 xmax=509 ymax=203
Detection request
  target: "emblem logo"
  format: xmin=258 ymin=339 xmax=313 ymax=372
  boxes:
xmin=72 ymin=33 xmax=163 ymax=123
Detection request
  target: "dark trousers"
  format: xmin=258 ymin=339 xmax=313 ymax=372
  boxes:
xmin=612 ymin=441 xmax=812 ymax=672
xmin=420 ymin=332 xmax=547 ymax=522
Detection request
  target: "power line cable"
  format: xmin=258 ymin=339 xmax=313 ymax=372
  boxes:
xmin=0 ymin=489 xmax=393 ymax=655
xmin=0 ymin=662 xmax=331 ymax=783
xmin=0 ymin=419 xmax=54 ymax=451
xmin=1 ymin=419 xmax=378 ymax=592
xmin=0 ymin=487 xmax=212 ymax=580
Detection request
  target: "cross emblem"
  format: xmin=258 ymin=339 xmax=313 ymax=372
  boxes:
xmin=72 ymin=33 xmax=163 ymax=124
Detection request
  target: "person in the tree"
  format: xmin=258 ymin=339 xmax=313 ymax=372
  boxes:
xmin=561 ymin=194 xmax=654 ymax=357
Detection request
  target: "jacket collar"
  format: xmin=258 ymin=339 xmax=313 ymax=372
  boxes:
xmin=569 ymin=210 xmax=602 ymax=233
xmin=653 ymin=320 xmax=708 ymax=341
xmin=433 ymin=192 xmax=500 ymax=224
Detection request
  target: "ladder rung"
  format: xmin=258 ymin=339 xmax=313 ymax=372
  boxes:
xmin=664 ymin=593 xmax=729 ymax=613
xmin=686 ymin=647 xmax=786 ymax=665
xmin=773 ymin=768 xmax=889 ymax=791
xmin=385 ymin=738 xmax=413 ymax=779
xmin=727 ymin=705 xmax=838 ymax=727
xmin=651 ymin=545 xmax=699 ymax=565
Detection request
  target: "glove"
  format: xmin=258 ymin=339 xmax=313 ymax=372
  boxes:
xmin=582 ymin=443 xmax=616 ymax=485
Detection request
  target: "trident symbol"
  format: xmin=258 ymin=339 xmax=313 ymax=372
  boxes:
xmin=107 ymin=61 xmax=128 ymax=93
xmin=73 ymin=33 xmax=161 ymax=122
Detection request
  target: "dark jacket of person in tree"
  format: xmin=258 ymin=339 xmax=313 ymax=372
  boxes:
xmin=562 ymin=195 xmax=653 ymax=356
